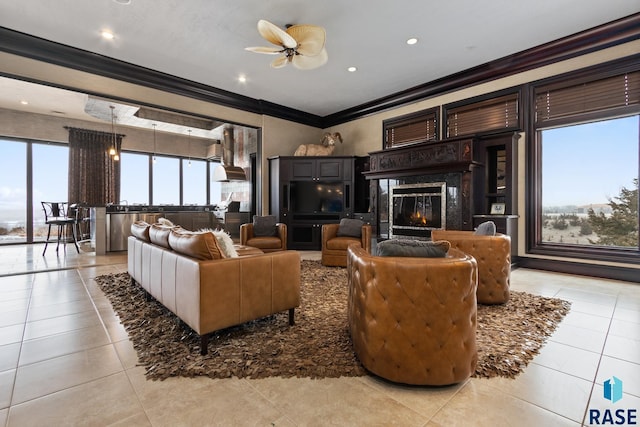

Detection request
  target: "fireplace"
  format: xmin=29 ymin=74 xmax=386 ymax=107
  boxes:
xmin=364 ymin=136 xmax=481 ymax=238
xmin=391 ymin=182 xmax=446 ymax=238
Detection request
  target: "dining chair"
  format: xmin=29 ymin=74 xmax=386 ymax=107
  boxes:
xmin=41 ymin=202 xmax=80 ymax=255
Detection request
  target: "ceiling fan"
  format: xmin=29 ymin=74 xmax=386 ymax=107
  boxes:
xmin=245 ymin=19 xmax=328 ymax=70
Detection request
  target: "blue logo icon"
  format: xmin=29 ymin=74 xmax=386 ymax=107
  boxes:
xmin=604 ymin=376 xmax=623 ymax=404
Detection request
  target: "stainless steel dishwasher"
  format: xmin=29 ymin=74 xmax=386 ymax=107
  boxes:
xmin=107 ymin=212 xmax=163 ymax=251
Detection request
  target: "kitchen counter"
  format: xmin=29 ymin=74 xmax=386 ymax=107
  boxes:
xmin=91 ymin=205 xmax=223 ymax=254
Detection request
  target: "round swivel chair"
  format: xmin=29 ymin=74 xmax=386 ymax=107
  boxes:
xmin=347 ymin=245 xmax=478 ymax=385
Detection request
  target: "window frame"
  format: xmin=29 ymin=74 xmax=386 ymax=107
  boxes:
xmin=526 ymin=56 xmax=640 ymax=264
xmin=382 ymin=107 xmax=440 ymax=149
xmin=443 ymin=88 xmax=522 ymax=139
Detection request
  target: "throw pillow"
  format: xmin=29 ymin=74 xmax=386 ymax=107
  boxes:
xmin=158 ymin=217 xmax=175 ymax=227
xmin=253 ymin=215 xmax=278 ymax=237
xmin=376 ymin=239 xmax=450 ymax=258
xmin=212 ymin=229 xmax=239 ymax=258
xmin=336 ymin=218 xmax=364 ymax=238
xmin=474 ymin=221 xmax=496 ymax=236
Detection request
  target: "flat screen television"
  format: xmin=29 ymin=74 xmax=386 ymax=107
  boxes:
xmin=290 ymin=181 xmax=344 ymax=213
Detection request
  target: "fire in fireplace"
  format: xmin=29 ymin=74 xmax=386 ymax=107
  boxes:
xmin=390 ymin=182 xmax=446 ymax=238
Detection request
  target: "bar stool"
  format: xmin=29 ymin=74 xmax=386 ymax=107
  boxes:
xmin=41 ymin=202 xmax=80 ymax=255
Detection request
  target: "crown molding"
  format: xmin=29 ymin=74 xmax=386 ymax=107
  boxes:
xmin=1 ymin=13 xmax=639 ymax=130
xmin=0 ymin=26 xmax=324 ymax=128
xmin=323 ymin=13 xmax=640 ymax=127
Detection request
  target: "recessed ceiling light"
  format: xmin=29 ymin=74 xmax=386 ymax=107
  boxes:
xmin=101 ymin=30 xmax=115 ymax=40
xmin=347 ymin=67 xmax=357 ymax=72
xmin=237 ymin=75 xmax=247 ymax=83
xmin=406 ymin=38 xmax=418 ymax=45
xmin=20 ymin=100 xmax=28 ymax=105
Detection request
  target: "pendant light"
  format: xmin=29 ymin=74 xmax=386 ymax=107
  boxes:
xmin=109 ymin=105 xmax=119 ymax=161
xmin=152 ymin=123 xmax=157 ymax=163
xmin=108 ymin=106 xmax=116 ymax=156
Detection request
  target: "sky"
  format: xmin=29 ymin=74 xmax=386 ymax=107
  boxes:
xmin=541 ymin=115 xmax=639 ymax=207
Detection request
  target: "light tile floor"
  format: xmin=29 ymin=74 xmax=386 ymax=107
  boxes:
xmin=0 ymin=244 xmax=638 ymax=426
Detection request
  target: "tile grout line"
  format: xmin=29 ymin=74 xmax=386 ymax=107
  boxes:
xmin=579 ymin=293 xmax=619 ymax=426
xmin=5 ymin=272 xmax=35 ymax=427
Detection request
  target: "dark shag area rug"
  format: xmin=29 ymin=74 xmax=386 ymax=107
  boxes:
xmin=95 ymin=260 xmax=571 ymax=381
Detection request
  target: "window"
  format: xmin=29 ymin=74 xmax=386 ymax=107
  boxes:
xmin=0 ymin=139 xmax=27 ymax=243
xmin=182 ymin=159 xmax=207 ymax=205
xmin=540 ymin=117 xmax=638 ymax=249
xmin=531 ymin=62 xmax=640 ymax=260
xmin=383 ymin=107 xmax=439 ymax=149
xmin=120 ymin=152 xmax=150 ymax=205
xmin=152 ymin=156 xmax=180 ymax=205
xmin=446 ymin=91 xmax=520 ymax=138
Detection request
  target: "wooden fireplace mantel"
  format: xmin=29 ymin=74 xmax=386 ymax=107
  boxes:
xmin=364 ymin=137 xmax=481 ymax=179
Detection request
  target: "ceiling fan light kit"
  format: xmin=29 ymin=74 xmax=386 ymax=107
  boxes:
xmin=245 ymin=19 xmax=328 ymax=70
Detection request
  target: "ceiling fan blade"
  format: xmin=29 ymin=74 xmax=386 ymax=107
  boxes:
xmin=286 ymin=24 xmax=326 ymax=57
xmin=291 ymin=48 xmax=328 ymax=70
xmin=257 ymin=20 xmax=297 ymax=49
xmin=270 ymin=55 xmax=290 ymax=69
xmin=245 ymin=46 xmax=282 ymax=55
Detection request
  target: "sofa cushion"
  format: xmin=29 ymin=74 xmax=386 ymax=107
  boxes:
xmin=149 ymin=224 xmax=177 ymax=248
xmin=253 ymin=215 xmax=278 ymax=237
xmin=168 ymin=230 xmax=223 ymax=260
xmin=377 ymin=239 xmax=451 ymax=258
xmin=130 ymin=221 xmax=151 ymax=242
xmin=475 ymin=221 xmax=496 ymax=236
xmin=336 ymin=218 xmax=364 ymax=238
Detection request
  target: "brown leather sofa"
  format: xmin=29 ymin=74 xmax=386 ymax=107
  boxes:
xmin=321 ymin=223 xmax=372 ymax=267
xmin=432 ymin=230 xmax=511 ymax=304
xmin=347 ymin=245 xmax=478 ymax=385
xmin=239 ymin=222 xmax=287 ymax=252
xmin=128 ymin=222 xmax=300 ymax=355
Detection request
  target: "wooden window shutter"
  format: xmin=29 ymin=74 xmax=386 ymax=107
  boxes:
xmin=384 ymin=108 xmax=438 ymax=148
xmin=535 ymin=70 xmax=640 ymax=127
xmin=446 ymin=92 xmax=519 ymax=138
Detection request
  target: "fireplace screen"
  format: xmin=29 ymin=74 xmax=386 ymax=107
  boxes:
xmin=391 ymin=182 xmax=446 ymax=238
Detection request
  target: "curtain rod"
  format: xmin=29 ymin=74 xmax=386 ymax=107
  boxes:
xmin=64 ymin=126 xmax=126 ymax=138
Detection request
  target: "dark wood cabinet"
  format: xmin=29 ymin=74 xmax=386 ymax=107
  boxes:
xmin=477 ymin=133 xmax=519 ymax=216
xmin=269 ymin=156 xmax=365 ymax=250
xmin=289 ymin=157 xmax=349 ymax=181
xmin=475 ymin=133 xmax=519 ymax=259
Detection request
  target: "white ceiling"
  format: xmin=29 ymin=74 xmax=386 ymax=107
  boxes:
xmin=0 ymin=0 xmax=638 ymax=121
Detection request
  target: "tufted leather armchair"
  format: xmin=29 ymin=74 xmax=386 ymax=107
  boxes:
xmin=347 ymin=245 xmax=478 ymax=386
xmin=431 ymin=230 xmax=511 ymax=305
xmin=321 ymin=223 xmax=372 ymax=267
xmin=240 ymin=222 xmax=287 ymax=253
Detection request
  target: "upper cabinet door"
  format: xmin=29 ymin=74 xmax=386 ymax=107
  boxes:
xmin=316 ymin=158 xmax=345 ymax=180
xmin=290 ymin=159 xmax=317 ymax=180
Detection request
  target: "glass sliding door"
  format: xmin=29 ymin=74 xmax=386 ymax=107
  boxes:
xmin=0 ymin=139 xmax=27 ymax=243
xmin=32 ymin=143 xmax=69 ymax=242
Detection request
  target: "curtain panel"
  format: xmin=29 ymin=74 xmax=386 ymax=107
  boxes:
xmin=66 ymin=127 xmax=123 ymax=206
